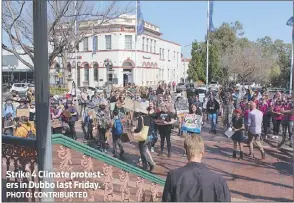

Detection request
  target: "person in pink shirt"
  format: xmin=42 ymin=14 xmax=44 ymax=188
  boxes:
xmin=239 ymin=98 xmax=247 ymax=112
xmin=259 ymin=97 xmax=269 ymax=138
xmin=281 ymin=96 xmax=293 ymax=147
xmin=272 ymin=99 xmax=283 ymax=138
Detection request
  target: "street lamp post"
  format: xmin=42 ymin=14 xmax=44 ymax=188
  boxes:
xmin=104 ymin=59 xmax=113 ymax=92
xmin=8 ymin=65 xmax=17 ymax=83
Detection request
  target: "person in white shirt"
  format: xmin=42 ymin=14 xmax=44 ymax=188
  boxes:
xmin=247 ymin=102 xmax=265 ymax=159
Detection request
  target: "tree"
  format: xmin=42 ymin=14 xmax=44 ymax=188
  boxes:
xmin=2 ymin=0 xmax=133 ymax=69
xmin=187 ymin=41 xmax=206 ymax=82
xmin=221 ymin=42 xmax=274 ymax=84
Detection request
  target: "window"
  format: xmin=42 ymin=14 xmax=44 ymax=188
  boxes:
xmin=105 ymin=35 xmax=112 ymax=50
xmin=94 ymin=63 xmax=98 ymax=81
xmin=146 ymin=38 xmax=149 ymax=52
xmin=83 ymin=37 xmax=88 ymax=51
xmin=93 ymin=36 xmax=98 ymax=51
xmin=168 ymin=50 xmax=170 ymax=60
xmin=159 ymin=48 xmax=162 ymax=59
xmin=142 ymin=37 xmax=145 ymax=51
xmin=154 ymin=41 xmax=156 ymax=53
xmin=84 ymin=64 xmax=89 ymax=82
xmin=125 ymin=35 xmax=132 ymax=49
xmin=162 ymin=49 xmax=165 ymax=59
xmin=150 ymin=39 xmax=152 ymax=52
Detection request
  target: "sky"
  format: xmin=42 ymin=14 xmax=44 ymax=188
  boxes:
xmin=139 ymin=1 xmax=293 ymax=58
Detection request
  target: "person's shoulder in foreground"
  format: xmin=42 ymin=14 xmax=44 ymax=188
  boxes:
xmin=162 ymin=134 xmax=231 ymax=202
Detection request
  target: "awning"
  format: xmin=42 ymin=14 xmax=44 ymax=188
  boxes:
xmin=2 ymin=66 xmax=33 ymax=72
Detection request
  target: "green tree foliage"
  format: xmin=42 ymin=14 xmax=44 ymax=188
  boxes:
xmin=187 ymin=41 xmax=206 ymax=82
xmin=187 ymin=21 xmax=291 ymax=87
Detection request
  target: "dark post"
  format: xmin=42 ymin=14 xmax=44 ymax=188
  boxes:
xmin=33 ymin=0 xmax=54 ymax=201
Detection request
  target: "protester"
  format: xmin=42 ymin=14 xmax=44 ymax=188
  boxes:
xmin=206 ymin=95 xmax=220 ymax=134
xmin=112 ymin=110 xmax=125 ymax=157
xmin=147 ymin=101 xmax=158 ymax=152
xmin=14 ymin=116 xmax=36 ymax=138
xmin=17 ymin=97 xmax=29 ymax=109
xmin=152 ymin=104 xmax=176 ymax=158
xmin=64 ymin=100 xmax=78 ymax=140
xmin=259 ymin=95 xmax=269 ymax=139
xmin=281 ymin=96 xmax=293 ymax=147
xmin=231 ymin=109 xmax=245 ymax=159
xmin=96 ymin=101 xmax=111 ymax=152
xmin=222 ymin=96 xmax=235 ymax=130
xmin=156 ymin=84 xmax=164 ymax=95
xmin=3 ymin=97 xmax=16 ymax=119
xmin=162 ymin=135 xmax=231 ymax=202
xmin=133 ymin=112 xmax=156 ymax=171
xmin=247 ymin=102 xmax=265 ymax=159
xmin=272 ymin=99 xmax=283 ymax=138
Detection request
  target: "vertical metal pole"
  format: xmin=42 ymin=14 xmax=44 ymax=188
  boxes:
xmin=33 ymin=0 xmax=53 ymax=201
xmin=291 ymin=16 xmax=294 ymax=95
xmin=292 ymin=1 xmax=294 ymax=200
xmin=75 ymin=0 xmax=78 ymax=86
xmin=135 ymin=1 xmax=138 ymax=85
xmin=206 ymin=1 xmax=210 ymax=90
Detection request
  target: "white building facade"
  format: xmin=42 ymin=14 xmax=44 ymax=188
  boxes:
xmin=65 ymin=15 xmax=185 ymax=87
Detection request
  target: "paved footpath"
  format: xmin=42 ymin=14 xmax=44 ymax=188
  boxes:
xmin=57 ymin=121 xmax=293 ymax=202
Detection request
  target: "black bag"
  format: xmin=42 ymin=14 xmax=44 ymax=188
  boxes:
xmin=120 ymin=133 xmax=130 ymax=143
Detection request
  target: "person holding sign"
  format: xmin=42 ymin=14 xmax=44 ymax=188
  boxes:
xmin=231 ymin=109 xmax=245 ymax=159
xmin=153 ymin=104 xmax=177 ymax=158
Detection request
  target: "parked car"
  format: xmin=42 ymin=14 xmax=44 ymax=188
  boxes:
xmin=176 ymin=83 xmax=187 ymax=93
xmin=10 ymin=83 xmax=29 ymax=93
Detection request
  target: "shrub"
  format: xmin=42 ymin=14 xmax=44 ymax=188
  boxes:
xmin=50 ymin=87 xmax=69 ymax=95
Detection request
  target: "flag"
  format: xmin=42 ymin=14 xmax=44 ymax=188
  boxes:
xmin=208 ymin=1 xmax=215 ymax=32
xmin=286 ymin=16 xmax=294 ymax=26
xmin=137 ymin=1 xmax=144 ymax=36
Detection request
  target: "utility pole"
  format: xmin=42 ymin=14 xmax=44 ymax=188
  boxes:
xmin=33 ymin=0 xmax=53 ymax=201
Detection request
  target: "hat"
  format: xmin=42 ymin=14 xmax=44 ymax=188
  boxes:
xmin=5 ymin=96 xmax=13 ymax=102
xmin=19 ymin=97 xmax=27 ymax=103
xmin=234 ymin=109 xmax=242 ymax=114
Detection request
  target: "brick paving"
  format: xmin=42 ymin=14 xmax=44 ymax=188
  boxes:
xmin=52 ymin=121 xmax=294 ymax=202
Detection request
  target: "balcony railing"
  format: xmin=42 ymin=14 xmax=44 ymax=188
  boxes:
xmin=2 ymin=134 xmax=166 ymax=202
xmin=2 ymin=136 xmax=39 ymax=202
xmin=52 ymin=134 xmax=165 ymax=202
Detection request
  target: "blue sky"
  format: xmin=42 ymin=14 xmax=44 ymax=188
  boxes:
xmin=140 ymin=1 xmax=293 ymax=58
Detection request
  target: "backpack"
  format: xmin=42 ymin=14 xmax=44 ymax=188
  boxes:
xmin=113 ymin=119 xmax=123 ymax=136
xmin=22 ymin=125 xmax=35 ymax=138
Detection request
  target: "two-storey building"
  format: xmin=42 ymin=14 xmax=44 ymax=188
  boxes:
xmin=66 ymin=14 xmax=183 ymax=87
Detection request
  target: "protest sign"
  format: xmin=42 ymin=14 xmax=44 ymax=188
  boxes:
xmin=181 ymin=114 xmax=202 ymax=134
xmin=16 ymin=109 xmax=30 ymax=118
xmin=134 ymin=101 xmax=149 ymax=114
xmin=175 ymin=97 xmax=189 ymax=117
xmin=123 ymin=97 xmax=135 ymax=111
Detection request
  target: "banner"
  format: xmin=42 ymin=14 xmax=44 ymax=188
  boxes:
xmin=123 ymin=97 xmax=135 ymax=111
xmin=181 ymin=114 xmax=202 ymax=134
xmin=134 ymin=100 xmax=149 ymax=114
xmin=175 ymin=97 xmax=189 ymax=117
xmin=16 ymin=109 xmax=30 ymax=118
